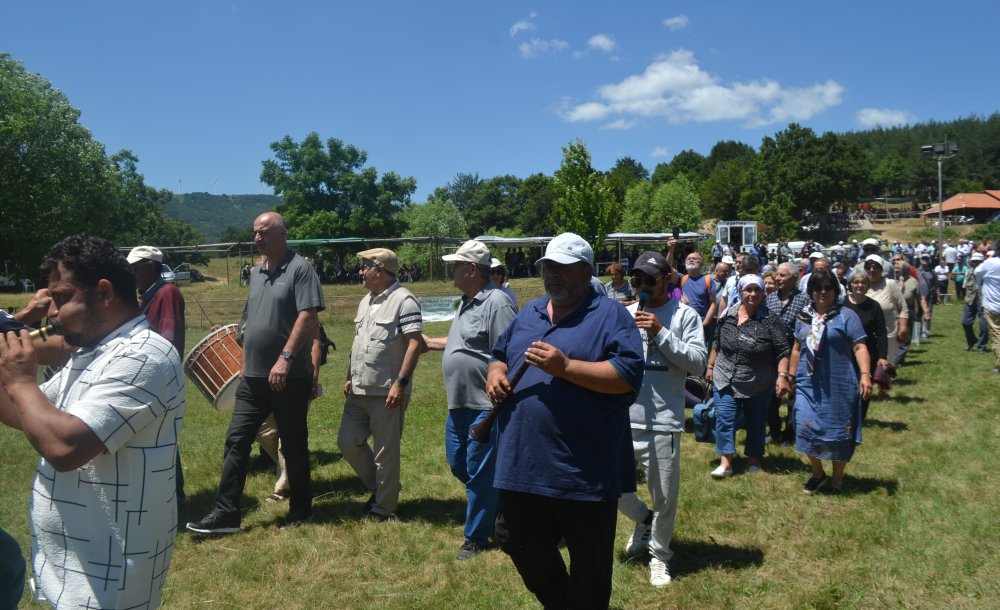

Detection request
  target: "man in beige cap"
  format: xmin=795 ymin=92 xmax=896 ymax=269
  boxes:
xmin=338 ymin=247 xmax=424 ymax=520
xmin=127 ymin=245 xmax=188 ymax=510
xmin=423 ymin=240 xmax=516 ymax=559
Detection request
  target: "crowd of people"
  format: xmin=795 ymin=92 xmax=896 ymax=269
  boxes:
xmin=1 ymin=215 xmax=998 ymax=608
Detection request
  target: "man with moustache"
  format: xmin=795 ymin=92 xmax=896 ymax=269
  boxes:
xmin=0 ymin=235 xmax=184 ymax=608
xmin=188 ymin=211 xmax=323 ymax=533
xmin=487 ymin=233 xmax=644 ymax=609
xmin=423 ymin=240 xmax=516 ymax=559
xmin=338 ymin=247 xmax=423 ymax=520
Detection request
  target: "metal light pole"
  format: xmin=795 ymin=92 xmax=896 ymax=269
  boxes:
xmin=921 ymin=141 xmax=958 ymax=247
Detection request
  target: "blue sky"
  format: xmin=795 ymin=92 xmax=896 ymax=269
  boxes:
xmin=4 ymin=1 xmax=997 ymax=202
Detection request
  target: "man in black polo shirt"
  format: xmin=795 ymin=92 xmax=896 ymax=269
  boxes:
xmin=187 ymin=211 xmax=324 ymax=533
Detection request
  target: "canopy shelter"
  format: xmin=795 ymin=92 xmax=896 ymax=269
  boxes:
xmin=921 ymin=193 xmax=1000 ymax=223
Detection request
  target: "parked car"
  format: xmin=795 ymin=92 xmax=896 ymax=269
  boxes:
xmin=161 ymin=264 xmax=176 ymax=284
xmin=172 ymin=263 xmax=192 ymax=283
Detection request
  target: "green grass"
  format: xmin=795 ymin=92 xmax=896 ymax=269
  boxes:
xmin=2 ymin=273 xmax=999 ymax=609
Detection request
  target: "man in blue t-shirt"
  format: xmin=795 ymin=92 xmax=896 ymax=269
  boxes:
xmin=487 ymin=233 xmax=644 ymax=609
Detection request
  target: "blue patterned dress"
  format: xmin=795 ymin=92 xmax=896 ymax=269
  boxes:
xmin=793 ymin=307 xmax=867 ymax=461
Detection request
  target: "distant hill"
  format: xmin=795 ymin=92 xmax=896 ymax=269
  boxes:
xmin=164 ymin=193 xmax=280 ymax=242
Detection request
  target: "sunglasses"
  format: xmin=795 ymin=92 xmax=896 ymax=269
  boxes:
xmin=630 ymin=274 xmax=661 ymax=287
xmin=864 ymin=263 xmax=881 ymax=270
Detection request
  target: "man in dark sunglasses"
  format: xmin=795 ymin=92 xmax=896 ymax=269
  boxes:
xmin=619 ymin=250 xmax=707 ymax=587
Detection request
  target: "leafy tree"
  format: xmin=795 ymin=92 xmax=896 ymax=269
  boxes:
xmin=618 ymin=174 xmax=702 ymax=234
xmin=741 ymin=192 xmax=798 ymax=241
xmin=699 ymin=157 xmax=754 ymax=220
xmin=753 ymin=124 xmax=869 ymax=222
xmin=260 ymin=133 xmax=416 ymax=239
xmin=0 ymin=54 xmax=202 ymax=277
xmin=220 ymin=224 xmax=255 ymax=243
xmin=605 ymin=156 xmax=649 ymax=206
xmin=516 ymin=173 xmax=558 ymax=236
xmin=871 ymin=152 xmax=908 ymax=196
xmin=396 ymin=199 xmax=468 ymax=279
xmin=552 ymin=139 xmax=617 ymax=250
xmin=705 ymin=140 xmax=755 ymax=173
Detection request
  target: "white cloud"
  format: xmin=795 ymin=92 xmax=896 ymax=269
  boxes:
xmin=600 ymin=119 xmax=635 ymax=130
xmin=559 ymin=49 xmax=843 ymax=127
xmin=651 ymin=146 xmax=669 ymax=158
xmin=662 ymin=15 xmax=689 ymax=30
xmin=856 ymin=108 xmax=916 ymax=128
xmin=520 ymin=38 xmax=569 ymax=59
xmin=588 ymin=33 xmax=616 ymax=53
xmin=510 ymin=11 xmax=537 ymax=37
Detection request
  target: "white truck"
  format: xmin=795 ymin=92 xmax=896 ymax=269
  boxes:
xmin=715 ymin=221 xmax=758 ymax=254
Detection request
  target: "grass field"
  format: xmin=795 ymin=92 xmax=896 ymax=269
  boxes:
xmin=2 ymin=265 xmax=999 ymax=609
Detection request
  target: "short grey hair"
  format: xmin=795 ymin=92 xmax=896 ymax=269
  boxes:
xmin=778 ymin=261 xmax=800 ymax=276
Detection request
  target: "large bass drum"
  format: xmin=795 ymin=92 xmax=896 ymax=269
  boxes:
xmin=184 ymin=324 xmax=242 ymax=411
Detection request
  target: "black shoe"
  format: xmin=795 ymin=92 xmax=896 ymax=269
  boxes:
xmin=279 ymin=510 xmax=312 ymax=530
xmin=363 ymin=493 xmax=376 ymax=513
xmin=455 ymin=540 xmax=490 ymax=561
xmin=186 ymin=512 xmax=240 ymax=535
xmin=803 ymin=475 xmax=829 ymax=496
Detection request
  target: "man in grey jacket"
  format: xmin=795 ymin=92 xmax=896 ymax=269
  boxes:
xmin=618 ymin=251 xmax=707 ymax=587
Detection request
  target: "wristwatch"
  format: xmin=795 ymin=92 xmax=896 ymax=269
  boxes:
xmin=280 ymin=350 xmax=294 ymax=361
xmin=395 ymin=376 xmax=410 ymax=387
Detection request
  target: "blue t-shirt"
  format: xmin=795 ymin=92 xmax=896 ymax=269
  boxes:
xmin=491 ymin=290 xmax=644 ymax=501
xmin=680 ymin=273 xmax=716 ymax=318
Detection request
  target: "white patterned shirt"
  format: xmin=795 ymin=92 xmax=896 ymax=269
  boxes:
xmin=32 ymin=315 xmax=184 ymax=609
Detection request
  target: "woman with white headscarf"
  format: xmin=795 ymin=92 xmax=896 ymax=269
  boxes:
xmin=705 ymin=274 xmax=791 ymax=477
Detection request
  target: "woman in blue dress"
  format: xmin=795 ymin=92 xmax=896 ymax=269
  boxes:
xmin=789 ymin=269 xmax=873 ymax=495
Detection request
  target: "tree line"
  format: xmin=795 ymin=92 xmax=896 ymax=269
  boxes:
xmin=3 ymin=52 xmax=998 ymax=280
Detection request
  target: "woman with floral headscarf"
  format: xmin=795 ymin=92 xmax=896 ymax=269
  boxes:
xmin=705 ymin=274 xmax=791 ymax=477
xmin=790 ymin=269 xmax=872 ymax=495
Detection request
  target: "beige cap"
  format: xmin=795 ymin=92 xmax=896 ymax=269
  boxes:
xmin=127 ymin=246 xmax=163 ymax=264
xmin=442 ymin=240 xmax=491 ymax=265
xmin=357 ymin=248 xmax=399 ymax=273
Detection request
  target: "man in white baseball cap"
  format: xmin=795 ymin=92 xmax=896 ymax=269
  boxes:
xmin=535 ymin=233 xmax=607 ymax=296
xmin=424 ymin=239 xmax=516 ymax=559
xmin=487 ymin=232 xmax=644 ymax=607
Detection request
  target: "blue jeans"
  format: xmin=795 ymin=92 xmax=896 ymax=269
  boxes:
xmin=962 ymin=302 xmax=988 ymax=349
xmin=445 ymin=408 xmax=498 ymax=546
xmin=713 ymin=386 xmax=770 ymax=458
xmin=0 ymin=528 xmax=24 ymax=609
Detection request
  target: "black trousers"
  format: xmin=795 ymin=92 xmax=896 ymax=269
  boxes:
xmin=495 ymin=489 xmax=618 ymax=610
xmin=214 ymin=377 xmax=312 ymax=518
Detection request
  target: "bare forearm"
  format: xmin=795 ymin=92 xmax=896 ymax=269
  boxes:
xmin=423 ymin=335 xmax=447 ymax=351
xmin=398 ymin=334 xmax=423 ymax=379
xmin=0 ymin=389 xmax=22 ymax=430
xmin=284 ymin=309 xmax=318 ymax=357
xmin=560 ymin=360 xmax=633 ymax=395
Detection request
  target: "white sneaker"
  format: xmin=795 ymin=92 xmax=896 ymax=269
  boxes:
xmin=624 ymin=515 xmax=653 ymax=556
xmin=649 ymin=557 xmax=672 ymax=587
xmin=710 ymin=465 xmax=732 ymax=479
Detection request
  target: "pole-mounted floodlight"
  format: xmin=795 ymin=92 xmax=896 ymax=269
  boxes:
xmin=921 ymin=139 xmax=958 ymax=247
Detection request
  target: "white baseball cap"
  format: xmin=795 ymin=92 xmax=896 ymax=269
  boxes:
xmin=537 ymin=233 xmax=593 ymax=266
xmin=442 ymin=240 xmax=491 ymax=266
xmin=809 ymin=251 xmax=826 ymax=260
xmin=864 ymin=254 xmax=884 ymax=264
xmin=489 ymin=257 xmax=504 ymax=269
xmin=720 ymin=255 xmax=736 ymax=265
xmin=127 ymin=245 xmax=163 ymax=265
xmin=861 ymin=238 xmax=880 ymax=247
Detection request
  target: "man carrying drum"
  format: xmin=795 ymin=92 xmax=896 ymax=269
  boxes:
xmin=187 ymin=211 xmax=324 ymax=533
